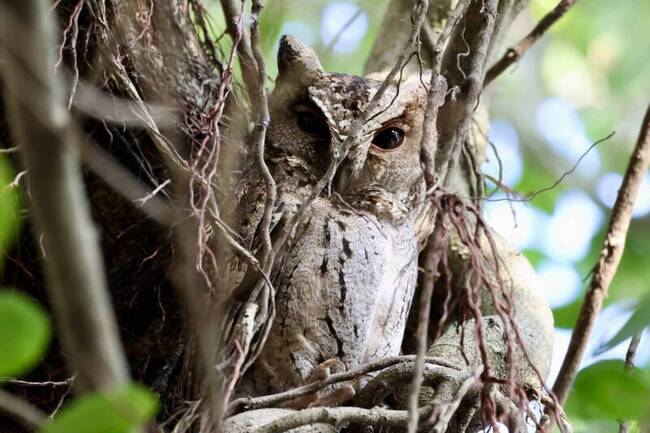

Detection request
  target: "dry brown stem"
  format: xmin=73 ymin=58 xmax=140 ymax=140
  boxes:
xmin=617 ymin=331 xmax=642 ymax=433
xmin=552 ymin=102 xmax=650 ymax=403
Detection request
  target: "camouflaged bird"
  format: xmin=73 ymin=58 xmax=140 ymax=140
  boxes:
xmin=229 ymin=36 xmax=553 ymax=410
xmin=231 ymin=35 xmax=435 ymax=400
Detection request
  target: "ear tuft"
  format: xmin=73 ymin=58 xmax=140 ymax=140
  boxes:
xmin=277 ymin=35 xmax=323 ymax=81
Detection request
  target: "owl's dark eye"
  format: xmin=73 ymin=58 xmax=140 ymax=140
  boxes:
xmin=372 ymin=127 xmax=405 ymax=151
xmin=296 ymin=110 xmax=329 ymax=136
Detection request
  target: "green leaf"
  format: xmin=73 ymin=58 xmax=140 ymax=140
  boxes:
xmin=0 ymin=154 xmax=21 ymax=266
xmin=594 ymin=293 xmax=650 ymax=355
xmin=565 ymin=360 xmax=650 ymax=421
xmin=553 ymin=298 xmax=582 ymax=329
xmin=41 ymin=384 xmax=159 ymax=433
xmin=0 ymin=290 xmax=51 ymax=377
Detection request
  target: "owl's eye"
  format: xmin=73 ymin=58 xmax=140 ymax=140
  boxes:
xmin=372 ymin=127 xmax=405 ymax=151
xmin=296 ymin=110 xmax=329 ymax=136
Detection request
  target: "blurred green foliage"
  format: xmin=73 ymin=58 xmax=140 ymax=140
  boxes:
xmin=495 ymin=0 xmax=650 ymax=309
xmin=0 ymin=290 xmax=51 ymax=378
xmin=1 ymin=137 xmax=157 ymax=432
xmin=40 ymin=384 xmax=159 ymax=433
xmin=566 ymin=360 xmax=650 ymax=421
xmin=0 ymin=153 xmax=20 ymax=268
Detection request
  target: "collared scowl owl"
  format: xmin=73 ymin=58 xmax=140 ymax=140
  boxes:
xmin=234 ymin=35 xmax=434 ymax=398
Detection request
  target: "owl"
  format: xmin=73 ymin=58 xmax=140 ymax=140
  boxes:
xmin=232 ymin=35 xmax=433 ymax=400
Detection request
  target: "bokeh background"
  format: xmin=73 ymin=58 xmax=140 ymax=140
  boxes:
xmin=0 ymin=0 xmax=648 ymax=431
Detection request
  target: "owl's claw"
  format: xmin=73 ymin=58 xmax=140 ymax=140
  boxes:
xmin=285 ymin=358 xmax=356 ymax=409
xmin=305 ymin=358 xmax=346 ymax=384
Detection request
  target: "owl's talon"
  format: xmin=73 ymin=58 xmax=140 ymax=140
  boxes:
xmin=305 ymin=358 xmax=346 ymax=384
xmin=285 ymin=359 xmax=354 ymax=409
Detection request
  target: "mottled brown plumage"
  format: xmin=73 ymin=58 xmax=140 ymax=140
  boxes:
xmin=233 ymin=36 xmax=434 ymax=398
xmin=231 ymin=37 xmax=554 ymax=409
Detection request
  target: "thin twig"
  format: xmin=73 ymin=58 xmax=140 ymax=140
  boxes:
xmin=484 ymin=131 xmax=615 ymax=203
xmin=2 ymin=377 xmax=74 ymax=387
xmin=484 ymin=0 xmax=580 ymax=87
xmin=324 ymin=8 xmax=363 ymax=53
xmin=552 ymin=102 xmax=650 ymax=403
xmin=618 ymin=331 xmax=643 ymax=433
xmin=408 ymin=211 xmax=447 ymax=433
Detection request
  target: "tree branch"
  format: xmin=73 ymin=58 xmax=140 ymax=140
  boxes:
xmin=1 ymin=0 xmax=130 ymax=392
xmin=483 ymin=0 xmax=580 ymax=87
xmin=256 ymin=405 xmax=434 ymax=433
xmin=220 ymin=0 xmax=259 ymax=96
xmin=436 ymin=0 xmax=499 ymax=184
xmin=618 ymin=331 xmax=643 ymax=433
xmin=228 ymin=356 xmax=458 ymax=415
xmin=552 ymin=102 xmax=650 ymax=403
xmin=0 ymin=389 xmax=46 ymax=430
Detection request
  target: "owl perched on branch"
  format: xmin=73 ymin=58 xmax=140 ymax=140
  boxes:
xmin=232 ymin=35 xmax=435 ymax=398
xmin=230 ymin=36 xmax=553 ymax=414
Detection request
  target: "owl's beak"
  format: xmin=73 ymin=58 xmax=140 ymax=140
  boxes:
xmin=333 ymin=160 xmax=354 ymax=195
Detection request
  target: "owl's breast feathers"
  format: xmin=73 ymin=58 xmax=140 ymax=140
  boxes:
xmin=249 ymin=194 xmax=418 ymax=394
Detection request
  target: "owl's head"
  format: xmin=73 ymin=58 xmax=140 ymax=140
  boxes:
xmin=267 ymin=35 xmax=430 ymax=210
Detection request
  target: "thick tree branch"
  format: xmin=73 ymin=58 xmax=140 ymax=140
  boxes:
xmin=484 ymin=0 xmax=580 ymax=87
xmin=256 ymin=405 xmax=434 ymax=433
xmin=228 ymin=356 xmax=458 ymax=415
xmin=419 ymin=0 xmax=470 ymax=185
xmin=1 ymin=0 xmax=130 ymax=392
xmin=364 ymin=0 xmax=453 ymax=75
xmin=552 ymin=102 xmax=650 ymax=403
